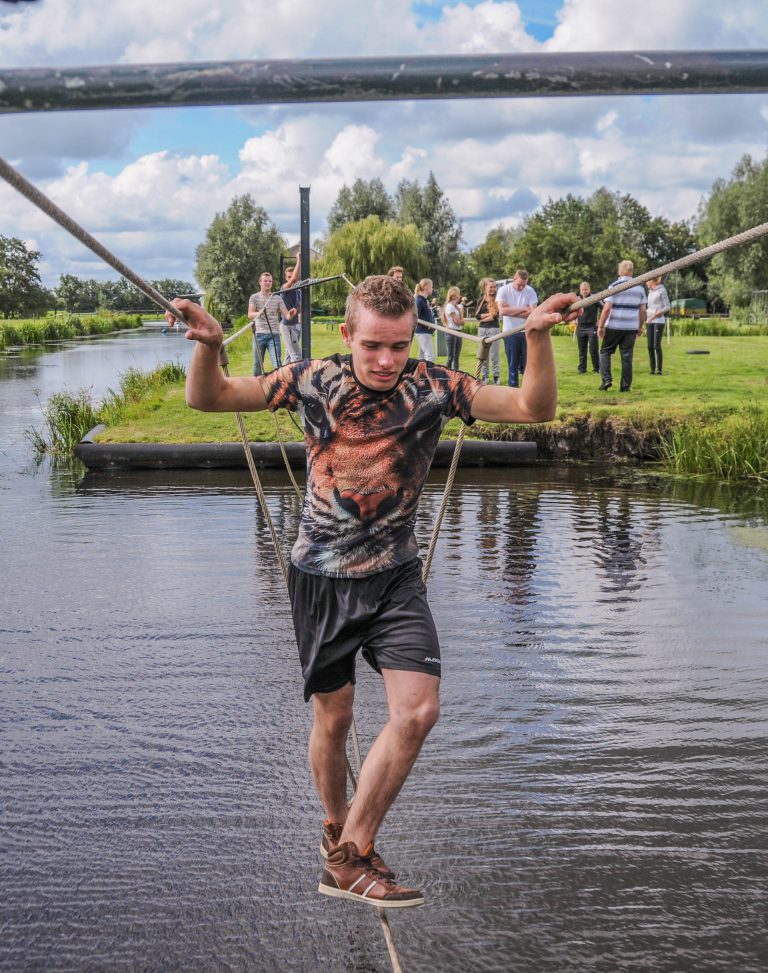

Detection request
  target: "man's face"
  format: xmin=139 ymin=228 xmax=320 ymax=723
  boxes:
xmin=580 ymin=283 xmax=591 ymax=298
xmin=391 ymin=270 xmax=404 ymax=281
xmin=340 ymin=307 xmax=414 ymax=391
xmin=512 ymin=275 xmax=526 ymax=291
xmin=260 ymin=274 xmax=273 ymax=292
xmin=284 ymin=267 xmax=294 ymax=282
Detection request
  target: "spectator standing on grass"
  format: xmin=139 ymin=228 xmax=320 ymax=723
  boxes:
xmin=498 ymin=269 xmax=537 ymax=388
xmin=442 ymin=286 xmax=464 ymax=370
xmin=248 ymin=272 xmax=288 ymax=376
xmin=279 ymin=258 xmax=302 ymax=364
xmin=475 ymin=278 xmax=501 ymax=384
xmin=414 ymin=278 xmax=436 ymax=362
xmin=597 ymin=259 xmax=646 ymax=393
xmin=646 ymin=276 xmax=671 ymax=376
xmin=576 ymin=281 xmax=601 ymax=374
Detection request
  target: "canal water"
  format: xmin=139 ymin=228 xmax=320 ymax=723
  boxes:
xmin=1 ymin=331 xmax=766 ymax=973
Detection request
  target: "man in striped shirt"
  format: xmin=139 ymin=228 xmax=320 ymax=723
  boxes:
xmin=597 ymin=259 xmax=647 ymax=392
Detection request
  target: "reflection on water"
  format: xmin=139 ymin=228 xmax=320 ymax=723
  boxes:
xmin=1 ymin=334 xmax=767 ymax=972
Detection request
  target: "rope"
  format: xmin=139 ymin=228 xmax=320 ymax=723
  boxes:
xmin=417 ymin=231 xmax=768 ymax=584
xmin=233 ymin=271 xmax=406 ymax=972
xmin=415 ymin=221 xmax=768 ymax=347
xmin=0 ymin=155 xmax=184 ymax=323
xmin=250 ymin=337 xmax=304 ymax=503
xmin=13 ymin=147 xmax=767 ymax=973
xmin=0 ymin=151 xmax=429 ymax=973
xmin=347 ymin=681 xmax=404 ymax=973
xmin=280 ymin=273 xmax=348 ymax=293
xmin=422 ymin=349 xmax=487 ymax=584
xmin=570 ymin=223 xmax=768 ymax=312
xmin=0 ymin=156 xmax=299 ymax=588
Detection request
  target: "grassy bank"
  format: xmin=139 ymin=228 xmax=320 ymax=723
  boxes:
xmin=0 ymin=313 xmax=143 ymax=350
xmin=660 ymin=406 xmax=768 ymax=481
xmin=34 ymin=325 xmax=768 ymax=481
xmin=27 ymin=362 xmax=186 ymax=454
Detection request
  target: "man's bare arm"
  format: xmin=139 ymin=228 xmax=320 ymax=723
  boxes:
xmin=167 ymin=300 xmax=270 ymax=413
xmin=284 ymin=255 xmax=301 ymax=289
xmin=471 ymin=293 xmax=576 ymax=424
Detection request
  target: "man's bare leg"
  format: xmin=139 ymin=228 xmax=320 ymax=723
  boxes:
xmin=339 ymin=669 xmax=440 ymax=851
xmin=309 ymin=682 xmax=355 ymax=825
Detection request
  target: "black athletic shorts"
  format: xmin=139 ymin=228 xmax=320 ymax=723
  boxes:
xmin=287 ymin=558 xmax=441 ymax=701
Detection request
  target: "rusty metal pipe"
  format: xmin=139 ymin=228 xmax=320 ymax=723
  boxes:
xmin=2 ymin=50 xmax=768 ymax=115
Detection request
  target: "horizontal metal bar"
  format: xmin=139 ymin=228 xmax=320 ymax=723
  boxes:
xmin=1 ymin=50 xmax=768 ymax=114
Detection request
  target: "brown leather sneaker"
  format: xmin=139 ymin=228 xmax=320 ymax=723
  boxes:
xmin=318 ymin=841 xmax=424 ymax=908
xmin=320 ymin=821 xmax=396 ymax=880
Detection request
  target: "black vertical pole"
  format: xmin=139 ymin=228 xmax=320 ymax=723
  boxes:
xmin=300 ymin=186 xmax=311 ymax=359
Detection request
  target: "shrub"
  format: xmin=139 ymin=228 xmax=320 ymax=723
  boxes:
xmin=26 ymin=360 xmax=186 ymax=454
xmin=661 ymin=406 xmax=768 ymax=482
xmin=26 ymin=389 xmax=102 ymax=454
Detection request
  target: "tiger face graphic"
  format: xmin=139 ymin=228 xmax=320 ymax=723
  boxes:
xmin=263 ymin=355 xmax=481 ymax=577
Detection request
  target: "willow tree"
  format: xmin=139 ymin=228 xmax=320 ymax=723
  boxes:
xmin=315 ymin=216 xmax=428 ymax=313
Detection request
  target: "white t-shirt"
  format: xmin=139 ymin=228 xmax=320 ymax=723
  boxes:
xmin=497 ymin=283 xmax=538 ymax=333
xmin=443 ymin=302 xmax=463 ymax=330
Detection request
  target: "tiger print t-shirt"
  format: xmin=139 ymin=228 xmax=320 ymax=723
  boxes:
xmin=261 ymin=354 xmax=482 ymax=578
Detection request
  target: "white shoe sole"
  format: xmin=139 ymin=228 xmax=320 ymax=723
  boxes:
xmin=318 ymin=884 xmax=424 ymax=908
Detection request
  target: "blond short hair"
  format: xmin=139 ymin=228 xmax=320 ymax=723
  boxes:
xmin=345 ymin=275 xmax=416 ymax=335
xmin=618 ymin=260 xmax=634 ymax=276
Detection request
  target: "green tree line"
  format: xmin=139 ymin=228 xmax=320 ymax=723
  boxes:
xmin=5 ymin=151 xmax=768 ymax=318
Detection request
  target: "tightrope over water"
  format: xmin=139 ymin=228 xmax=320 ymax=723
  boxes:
xmin=1 ymin=340 xmax=766 ymax=972
xmin=3 ymin=154 xmax=768 ymax=972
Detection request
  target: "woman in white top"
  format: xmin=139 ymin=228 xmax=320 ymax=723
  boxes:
xmin=646 ymin=276 xmax=671 ymax=375
xmin=442 ymin=286 xmax=464 ymax=371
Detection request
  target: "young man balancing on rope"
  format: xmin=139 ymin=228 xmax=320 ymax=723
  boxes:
xmin=172 ymin=276 xmax=576 ymax=909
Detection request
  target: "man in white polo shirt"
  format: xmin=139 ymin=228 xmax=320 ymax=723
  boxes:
xmin=497 ymin=268 xmax=538 ymax=387
xmin=597 ymin=259 xmax=646 ymax=393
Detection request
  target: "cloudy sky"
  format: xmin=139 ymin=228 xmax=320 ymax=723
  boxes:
xmin=1 ymin=0 xmax=768 ymax=288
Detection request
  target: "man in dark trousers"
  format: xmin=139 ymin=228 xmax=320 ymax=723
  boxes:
xmin=575 ymin=280 xmax=600 ymax=374
xmin=597 ymin=260 xmax=646 ymax=392
xmin=170 ymin=276 xmax=576 ymax=909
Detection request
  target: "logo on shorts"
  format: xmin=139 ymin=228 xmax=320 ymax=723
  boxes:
xmin=423 ymin=656 xmax=441 ymax=665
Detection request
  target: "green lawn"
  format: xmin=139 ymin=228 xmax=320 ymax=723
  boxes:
xmin=97 ymin=326 xmax=768 ymax=444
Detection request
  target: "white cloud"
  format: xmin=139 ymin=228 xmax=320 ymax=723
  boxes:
xmin=420 ymin=2 xmax=537 ymax=53
xmin=546 ymin=0 xmax=768 ymax=50
xmin=2 ymin=1 xmax=768 ymax=281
